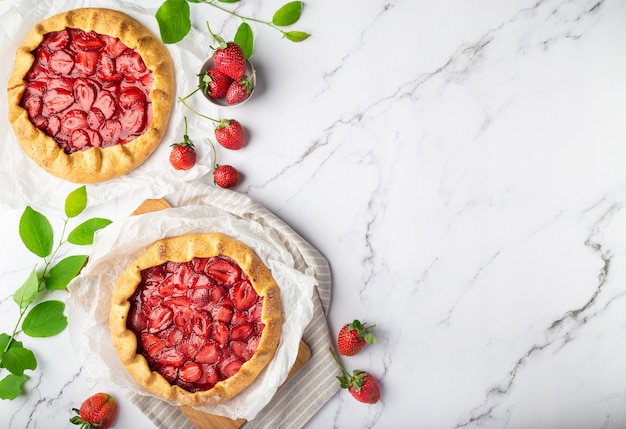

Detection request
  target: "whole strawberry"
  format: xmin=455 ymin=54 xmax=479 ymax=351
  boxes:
xmin=338 ymin=319 xmax=376 ymax=356
xmin=214 ymin=164 xmax=240 ymax=188
xmin=169 ymin=117 xmax=196 ymax=170
xmin=201 ymin=68 xmax=233 ymax=99
xmin=213 ymin=42 xmax=246 ymax=81
xmin=70 ymin=392 xmax=118 ymax=429
xmin=225 ymin=74 xmax=253 ymax=105
xmin=215 ymin=119 xmax=245 ymax=150
xmin=329 ymin=348 xmax=381 ymax=404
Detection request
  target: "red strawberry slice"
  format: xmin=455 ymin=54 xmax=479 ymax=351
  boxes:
xmin=74 ymin=50 xmax=99 ymax=76
xmin=101 ymin=35 xmax=129 ymax=58
xmin=97 ymin=55 xmax=122 ymax=82
xmin=220 ymin=356 xmax=242 ymax=378
xmin=207 ymin=259 xmax=240 ymax=285
xmin=173 ymin=308 xmax=194 ymax=335
xmin=232 ymin=281 xmax=257 ymax=310
xmin=45 ymin=115 xmax=61 ymax=136
xmin=210 ymin=285 xmax=227 ymax=303
xmin=22 ymin=95 xmax=42 ymax=118
xmin=92 ymin=91 xmax=117 ymax=119
xmin=231 ymin=311 xmax=248 ymax=325
xmin=49 ymin=50 xmax=74 ymax=75
xmin=74 ymin=80 xmax=96 ymax=111
xmin=69 ymin=129 xmax=91 ymax=151
xmin=61 ymin=110 xmax=88 ymax=134
xmin=71 ymin=30 xmax=104 ymax=51
xmin=195 ymin=342 xmax=220 ymax=364
xmin=120 ymin=103 xmax=146 ymax=134
xmin=31 ymin=115 xmax=47 ymax=129
xmin=179 ymin=334 xmax=204 ymax=359
xmin=188 ymin=286 xmax=211 ymax=306
xmin=100 ymin=120 xmax=122 ymax=141
xmin=42 ymin=88 xmax=74 ymax=114
xmin=231 ymin=341 xmax=252 ymax=361
xmin=26 ymin=81 xmax=47 ymax=97
xmin=46 ymin=77 xmax=73 ymax=92
xmin=197 ymin=364 xmax=220 ymax=388
xmin=211 ymin=303 xmax=233 ymax=323
xmin=191 ymin=312 xmax=211 ymax=337
xmin=211 ymin=322 xmax=229 ymax=346
xmin=154 ymin=348 xmax=185 ymax=367
xmin=87 ymin=108 xmax=105 ymax=130
xmin=249 ymin=300 xmax=263 ymax=321
xmin=116 ymin=52 xmax=147 ymax=78
xmin=85 ymin=129 xmax=102 ymax=147
xmin=118 ymin=88 xmax=145 ymax=109
xmin=141 ymin=332 xmax=167 ymax=357
xmin=179 ymin=362 xmax=202 ymax=383
xmin=148 ymin=306 xmax=173 ymax=333
xmin=43 ymin=30 xmax=69 ymax=51
xmin=160 ymin=365 xmax=179 ymax=383
xmin=231 ymin=323 xmax=253 ymax=341
xmin=35 ymin=48 xmax=51 ymax=68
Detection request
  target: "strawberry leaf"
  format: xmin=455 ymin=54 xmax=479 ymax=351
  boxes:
xmin=234 ymin=22 xmax=254 ymax=59
xmin=22 ymin=301 xmax=67 ymax=338
xmin=273 ymin=1 xmax=303 ymax=26
xmin=1 ymin=346 xmax=37 ymax=375
xmin=156 ymin=0 xmax=192 ymax=44
xmin=285 ymin=31 xmax=310 ymax=42
xmin=13 ymin=268 xmax=39 ymax=310
xmin=64 ymin=186 xmax=87 ymax=218
xmin=0 ymin=374 xmax=28 ymax=400
xmin=19 ymin=206 xmax=53 ymax=258
xmin=45 ymin=255 xmax=88 ymax=290
xmin=218 ymin=0 xmax=240 ymax=3
xmin=67 ymin=218 xmax=112 ymax=245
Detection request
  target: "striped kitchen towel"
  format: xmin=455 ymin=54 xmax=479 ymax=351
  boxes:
xmin=128 ymin=183 xmax=340 ymax=428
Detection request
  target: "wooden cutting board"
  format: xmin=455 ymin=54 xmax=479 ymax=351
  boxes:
xmin=132 ymin=198 xmax=311 ymax=429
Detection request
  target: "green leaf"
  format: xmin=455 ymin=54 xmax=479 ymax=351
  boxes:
xmin=22 ymin=301 xmax=67 ymax=338
xmin=13 ymin=268 xmax=39 ymax=309
xmin=19 ymin=206 xmax=53 ymax=258
xmin=285 ymin=31 xmax=310 ymax=42
xmin=64 ymin=186 xmax=87 ymax=218
xmin=45 ymin=255 xmax=88 ymax=291
xmin=217 ymin=0 xmax=240 ymax=3
xmin=0 ymin=374 xmax=28 ymax=400
xmin=0 ymin=334 xmax=23 ymax=368
xmin=67 ymin=218 xmax=112 ymax=245
xmin=156 ymin=0 xmax=191 ymax=44
xmin=273 ymin=1 xmax=303 ymax=26
xmin=234 ymin=22 xmax=254 ymax=59
xmin=1 ymin=347 xmax=37 ymax=375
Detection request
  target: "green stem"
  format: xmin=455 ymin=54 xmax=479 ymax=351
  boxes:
xmin=179 ymin=85 xmax=201 ymax=102
xmin=4 ymin=307 xmax=28 ymax=353
xmin=207 ymin=138 xmax=219 ymax=171
xmin=178 ymin=97 xmax=220 ymax=124
xmin=329 ymin=347 xmax=351 ymax=378
xmin=201 ymin=0 xmax=288 ymax=37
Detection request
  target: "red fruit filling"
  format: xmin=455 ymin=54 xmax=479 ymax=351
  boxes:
xmin=127 ymin=255 xmax=265 ymax=393
xmin=20 ymin=28 xmax=153 ymax=154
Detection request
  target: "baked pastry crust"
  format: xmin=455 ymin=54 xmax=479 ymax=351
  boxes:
xmin=109 ymin=233 xmax=283 ymax=406
xmin=7 ymin=8 xmax=175 ymax=183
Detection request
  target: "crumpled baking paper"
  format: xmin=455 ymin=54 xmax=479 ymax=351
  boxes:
xmin=66 ymin=203 xmax=316 ymax=420
xmin=0 ymin=0 xmax=218 ymax=210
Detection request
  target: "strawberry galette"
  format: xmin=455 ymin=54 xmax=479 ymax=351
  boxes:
xmin=7 ymin=8 xmax=174 ymax=183
xmin=109 ymin=233 xmax=282 ymax=406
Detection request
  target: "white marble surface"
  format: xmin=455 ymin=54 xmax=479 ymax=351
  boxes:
xmin=1 ymin=0 xmax=626 ymax=428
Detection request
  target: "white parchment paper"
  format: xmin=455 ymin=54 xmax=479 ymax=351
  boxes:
xmin=66 ymin=204 xmax=316 ymax=420
xmin=0 ymin=0 xmax=218 ymax=210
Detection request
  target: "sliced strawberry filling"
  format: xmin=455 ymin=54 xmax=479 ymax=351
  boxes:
xmin=127 ymin=255 xmax=265 ymax=393
xmin=20 ymin=28 xmax=153 ymax=154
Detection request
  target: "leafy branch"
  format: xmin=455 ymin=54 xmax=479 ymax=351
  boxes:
xmin=156 ymin=0 xmax=309 ymax=57
xmin=0 ymin=186 xmax=111 ymax=400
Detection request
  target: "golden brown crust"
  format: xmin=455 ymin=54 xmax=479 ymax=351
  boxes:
xmin=109 ymin=233 xmax=283 ymax=406
xmin=7 ymin=8 xmax=175 ymax=183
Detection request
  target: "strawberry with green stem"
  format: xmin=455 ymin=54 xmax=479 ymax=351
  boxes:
xmin=178 ymin=97 xmax=246 ymax=150
xmin=337 ymin=319 xmax=376 ymax=356
xmin=329 ymin=348 xmax=381 ymax=404
xmin=206 ymin=22 xmax=247 ymax=81
xmin=208 ymin=138 xmax=240 ymax=188
xmin=169 ymin=116 xmax=197 ymax=170
xmin=226 ymin=70 xmax=255 ymax=105
xmin=70 ymin=392 xmax=118 ymax=429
